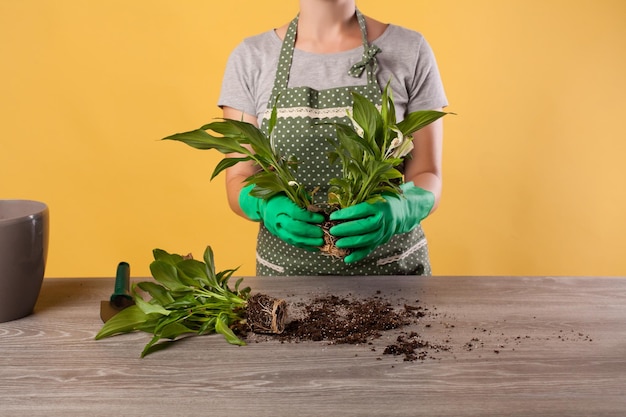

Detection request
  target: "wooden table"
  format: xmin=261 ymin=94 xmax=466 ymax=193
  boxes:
xmin=1 ymin=276 xmax=625 ymax=416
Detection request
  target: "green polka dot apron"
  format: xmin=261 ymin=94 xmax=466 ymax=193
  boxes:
xmin=256 ymin=10 xmax=431 ymax=276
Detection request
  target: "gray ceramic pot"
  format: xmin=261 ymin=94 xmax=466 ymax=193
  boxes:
xmin=0 ymin=200 xmax=49 ymax=322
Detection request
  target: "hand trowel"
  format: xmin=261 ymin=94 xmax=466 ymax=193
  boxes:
xmin=100 ymin=261 xmax=135 ymax=322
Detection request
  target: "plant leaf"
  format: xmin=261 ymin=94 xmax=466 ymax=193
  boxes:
xmin=177 ymin=259 xmax=210 ymax=286
xmin=134 ymin=294 xmax=171 ymax=316
xmin=215 ymin=313 xmax=246 ymax=346
xmin=206 ymin=120 xmax=271 ymax=157
xmin=152 ymin=249 xmax=184 ymax=265
xmin=212 ymin=157 xmax=250 ymax=180
xmin=203 ymin=245 xmax=217 ymax=283
xmin=158 ymin=322 xmax=195 ymax=339
xmin=234 ymin=277 xmax=250 ymax=296
xmin=137 ymin=281 xmax=175 ymax=305
xmin=267 ymin=96 xmax=279 ymax=136
xmin=198 ymin=317 xmax=217 ymax=335
xmin=164 ymin=293 xmax=198 ymax=309
xmin=397 ymin=110 xmax=449 ymax=136
xmin=351 ymin=92 xmax=381 ymax=145
xmin=149 ymin=260 xmax=189 ymax=291
xmin=95 ymin=305 xmax=152 ymax=339
xmin=163 ymin=129 xmax=249 ymax=155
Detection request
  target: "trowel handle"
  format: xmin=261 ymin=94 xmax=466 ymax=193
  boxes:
xmin=112 ymin=261 xmax=131 ymax=299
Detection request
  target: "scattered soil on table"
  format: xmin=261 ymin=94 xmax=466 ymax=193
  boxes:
xmin=238 ymin=292 xmax=594 ymax=362
xmin=280 ymin=295 xmax=412 ymax=344
xmin=240 ymin=293 xmax=450 ymax=361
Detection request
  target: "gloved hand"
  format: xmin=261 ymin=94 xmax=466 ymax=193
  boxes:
xmin=239 ymin=184 xmax=324 ymax=251
xmin=329 ymin=182 xmax=435 ymax=263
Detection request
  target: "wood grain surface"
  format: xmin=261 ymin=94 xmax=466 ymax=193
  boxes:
xmin=1 ymin=276 xmax=625 ymax=416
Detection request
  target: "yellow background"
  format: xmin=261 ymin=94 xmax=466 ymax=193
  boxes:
xmin=1 ymin=1 xmax=625 ymax=278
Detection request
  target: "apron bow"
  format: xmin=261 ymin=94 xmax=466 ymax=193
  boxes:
xmin=348 ymin=44 xmax=382 ymax=78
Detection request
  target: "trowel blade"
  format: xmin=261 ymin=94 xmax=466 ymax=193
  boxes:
xmin=100 ymin=298 xmax=134 ymax=323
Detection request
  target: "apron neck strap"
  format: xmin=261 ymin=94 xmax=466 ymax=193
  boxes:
xmin=348 ymin=10 xmax=381 ymax=80
xmin=271 ymin=9 xmax=380 ymax=96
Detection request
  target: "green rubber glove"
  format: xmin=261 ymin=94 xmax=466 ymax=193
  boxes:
xmin=329 ymin=182 xmax=435 ymax=263
xmin=239 ymin=184 xmax=324 ymax=251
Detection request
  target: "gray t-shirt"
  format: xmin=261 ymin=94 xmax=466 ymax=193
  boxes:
xmin=218 ymin=24 xmax=448 ymax=124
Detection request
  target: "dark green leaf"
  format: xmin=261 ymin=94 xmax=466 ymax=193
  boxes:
xmin=176 ymin=259 xmax=210 ymax=285
xmin=351 ymin=92 xmax=381 ymax=143
xmin=206 ymin=120 xmax=271 ymax=157
xmin=163 ymin=129 xmax=249 ymax=155
xmin=150 ymin=260 xmax=188 ymax=291
xmin=203 ymin=245 xmax=217 ymax=282
xmin=152 ymin=249 xmax=184 ymax=265
xmin=212 ymin=157 xmax=250 ymax=180
xmin=137 ymin=282 xmax=174 ymax=305
xmin=397 ymin=110 xmax=450 ymax=136
xmin=234 ymin=277 xmax=249 ymax=295
xmin=267 ymin=98 xmax=279 ymax=136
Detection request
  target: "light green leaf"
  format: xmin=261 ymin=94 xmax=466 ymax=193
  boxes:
xmin=365 ymin=195 xmax=387 ymax=204
xmin=215 ymin=313 xmax=246 ymax=346
xmin=95 ymin=305 xmax=151 ymax=339
xmin=158 ymin=322 xmax=195 ymax=339
xmin=135 ymin=294 xmax=171 ymax=316
xmin=198 ymin=317 xmax=217 ymax=335
xmin=164 ymin=294 xmax=198 ymax=309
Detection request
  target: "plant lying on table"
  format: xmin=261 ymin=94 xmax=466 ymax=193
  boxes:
xmin=95 ymin=245 xmax=287 ymax=357
xmin=162 ymin=82 xmax=451 ymax=258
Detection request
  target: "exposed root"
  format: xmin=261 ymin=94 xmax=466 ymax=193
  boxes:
xmin=245 ymin=293 xmax=287 ymax=334
xmin=319 ymin=220 xmax=350 ymax=259
xmin=310 ymin=203 xmax=350 ymax=259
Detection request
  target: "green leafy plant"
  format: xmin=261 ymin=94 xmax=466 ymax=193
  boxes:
xmin=161 ymin=83 xmax=451 ymax=258
xmin=162 ymin=104 xmax=311 ymax=208
xmin=95 ymin=246 xmax=287 ymax=357
xmin=162 ymin=83 xmax=450 ymax=212
xmin=326 ymin=82 xmax=449 ymax=209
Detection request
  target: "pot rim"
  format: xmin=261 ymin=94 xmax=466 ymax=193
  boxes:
xmin=0 ymin=200 xmax=48 ymax=225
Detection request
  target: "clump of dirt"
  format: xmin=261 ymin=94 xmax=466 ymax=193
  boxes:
xmin=245 ymin=293 xmax=445 ymax=361
xmin=245 ymin=293 xmax=288 ymax=334
xmin=280 ymin=295 xmax=414 ymax=344
xmin=383 ymin=332 xmax=448 ymax=361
